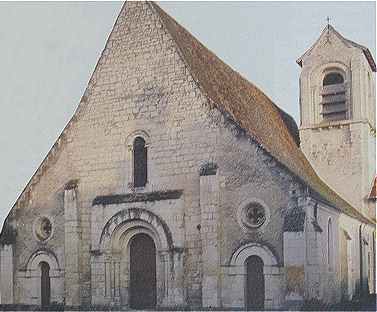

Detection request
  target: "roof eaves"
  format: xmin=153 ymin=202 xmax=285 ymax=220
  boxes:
xmin=334 ymin=28 xmax=377 ymax=72
xmin=362 ymin=49 xmax=377 ymax=72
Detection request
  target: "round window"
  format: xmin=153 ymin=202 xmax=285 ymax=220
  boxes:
xmin=35 ymin=217 xmax=52 ymax=241
xmin=243 ymin=202 xmax=266 ymax=228
xmin=238 ymin=201 xmax=269 ymax=231
xmin=244 ymin=203 xmax=266 ymax=227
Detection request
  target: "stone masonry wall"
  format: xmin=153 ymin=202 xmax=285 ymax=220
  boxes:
xmin=9 ymin=1 xmax=217 ymax=306
xmin=6 ymin=2 xmax=370 ymax=308
xmin=216 ymin=125 xmax=293 ymax=268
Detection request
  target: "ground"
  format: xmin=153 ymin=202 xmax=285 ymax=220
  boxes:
xmin=0 ymin=295 xmax=376 ymax=311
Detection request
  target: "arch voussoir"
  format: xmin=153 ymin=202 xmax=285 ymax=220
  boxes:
xmin=99 ymin=208 xmax=173 ymax=253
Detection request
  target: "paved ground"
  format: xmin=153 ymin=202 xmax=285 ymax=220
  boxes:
xmin=301 ymin=294 xmax=377 ymax=311
xmin=328 ymin=294 xmax=377 ymax=311
xmin=0 ymin=296 xmax=376 ymax=311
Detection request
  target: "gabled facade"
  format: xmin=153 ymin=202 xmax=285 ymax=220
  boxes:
xmin=0 ymin=2 xmax=375 ymax=310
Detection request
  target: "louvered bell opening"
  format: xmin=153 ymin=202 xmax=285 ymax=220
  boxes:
xmin=321 ymin=97 xmax=347 ymax=121
xmin=322 ymin=111 xmax=347 ymax=121
xmin=320 ymin=72 xmax=348 ymax=121
xmin=321 ymin=83 xmax=346 ymax=96
xmin=320 ymin=83 xmax=347 ymax=121
xmin=321 ymin=102 xmax=347 ymax=115
xmin=320 ymin=93 xmax=346 ymax=105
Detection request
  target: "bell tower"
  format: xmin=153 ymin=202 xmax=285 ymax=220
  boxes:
xmin=297 ymin=24 xmax=376 ymax=218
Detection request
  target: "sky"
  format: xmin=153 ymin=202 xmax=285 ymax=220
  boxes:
xmin=0 ymin=1 xmax=375 ymax=227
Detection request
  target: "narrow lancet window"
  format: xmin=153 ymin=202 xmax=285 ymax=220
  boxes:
xmin=133 ymin=136 xmax=147 ymax=187
xmin=327 ymin=219 xmax=333 ymax=270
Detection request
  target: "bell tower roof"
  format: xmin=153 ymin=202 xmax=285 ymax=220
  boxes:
xmin=296 ymin=24 xmax=376 ymax=72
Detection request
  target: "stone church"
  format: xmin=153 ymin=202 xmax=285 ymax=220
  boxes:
xmin=0 ymin=1 xmax=376 ymax=310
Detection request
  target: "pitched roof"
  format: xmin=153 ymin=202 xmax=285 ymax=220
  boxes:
xmin=297 ymin=24 xmax=376 ymax=72
xmin=149 ymin=2 xmax=373 ymax=224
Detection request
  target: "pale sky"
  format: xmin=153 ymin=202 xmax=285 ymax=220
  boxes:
xmin=0 ymin=1 xmax=375 ymax=227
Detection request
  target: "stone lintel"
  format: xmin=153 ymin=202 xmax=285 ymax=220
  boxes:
xmin=92 ymin=189 xmax=183 ymax=206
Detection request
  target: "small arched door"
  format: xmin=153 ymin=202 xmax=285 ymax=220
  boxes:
xmin=40 ymin=261 xmax=51 ymax=306
xmin=245 ymin=255 xmax=264 ymax=310
xmin=129 ymin=233 xmax=156 ymax=309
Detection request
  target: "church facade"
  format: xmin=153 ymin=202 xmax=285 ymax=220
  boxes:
xmin=0 ymin=1 xmax=375 ymax=310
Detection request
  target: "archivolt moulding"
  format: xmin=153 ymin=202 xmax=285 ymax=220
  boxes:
xmin=229 ymin=242 xmax=278 ymax=267
xmin=25 ymin=249 xmax=61 ymax=277
xmin=98 ymin=208 xmax=173 ymax=252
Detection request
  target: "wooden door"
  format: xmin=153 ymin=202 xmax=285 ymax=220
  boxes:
xmin=40 ymin=261 xmax=51 ymax=306
xmin=246 ymin=255 xmax=264 ymax=310
xmin=130 ymin=233 xmax=156 ymax=309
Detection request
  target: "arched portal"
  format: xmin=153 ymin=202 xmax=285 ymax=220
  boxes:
xmin=245 ymin=255 xmax=264 ymax=310
xmin=92 ymin=208 xmax=185 ymax=307
xmin=129 ymin=233 xmax=157 ymax=309
xmin=40 ymin=261 xmax=51 ymax=306
xmin=23 ymin=250 xmax=63 ymax=305
xmin=228 ymin=243 xmax=282 ymax=309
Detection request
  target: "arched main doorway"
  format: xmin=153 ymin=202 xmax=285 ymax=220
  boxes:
xmin=40 ymin=261 xmax=51 ymax=306
xmin=245 ymin=255 xmax=265 ymax=310
xmin=129 ymin=233 xmax=157 ymax=309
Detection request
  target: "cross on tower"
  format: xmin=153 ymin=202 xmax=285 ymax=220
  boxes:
xmin=325 ymin=16 xmax=332 ymax=42
xmin=326 ymin=16 xmax=331 ymax=26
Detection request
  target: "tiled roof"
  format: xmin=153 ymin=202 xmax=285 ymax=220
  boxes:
xmin=150 ymin=2 xmax=373 ymax=224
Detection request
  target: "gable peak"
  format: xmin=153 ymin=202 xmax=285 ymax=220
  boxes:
xmin=297 ymin=24 xmax=376 ymax=72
